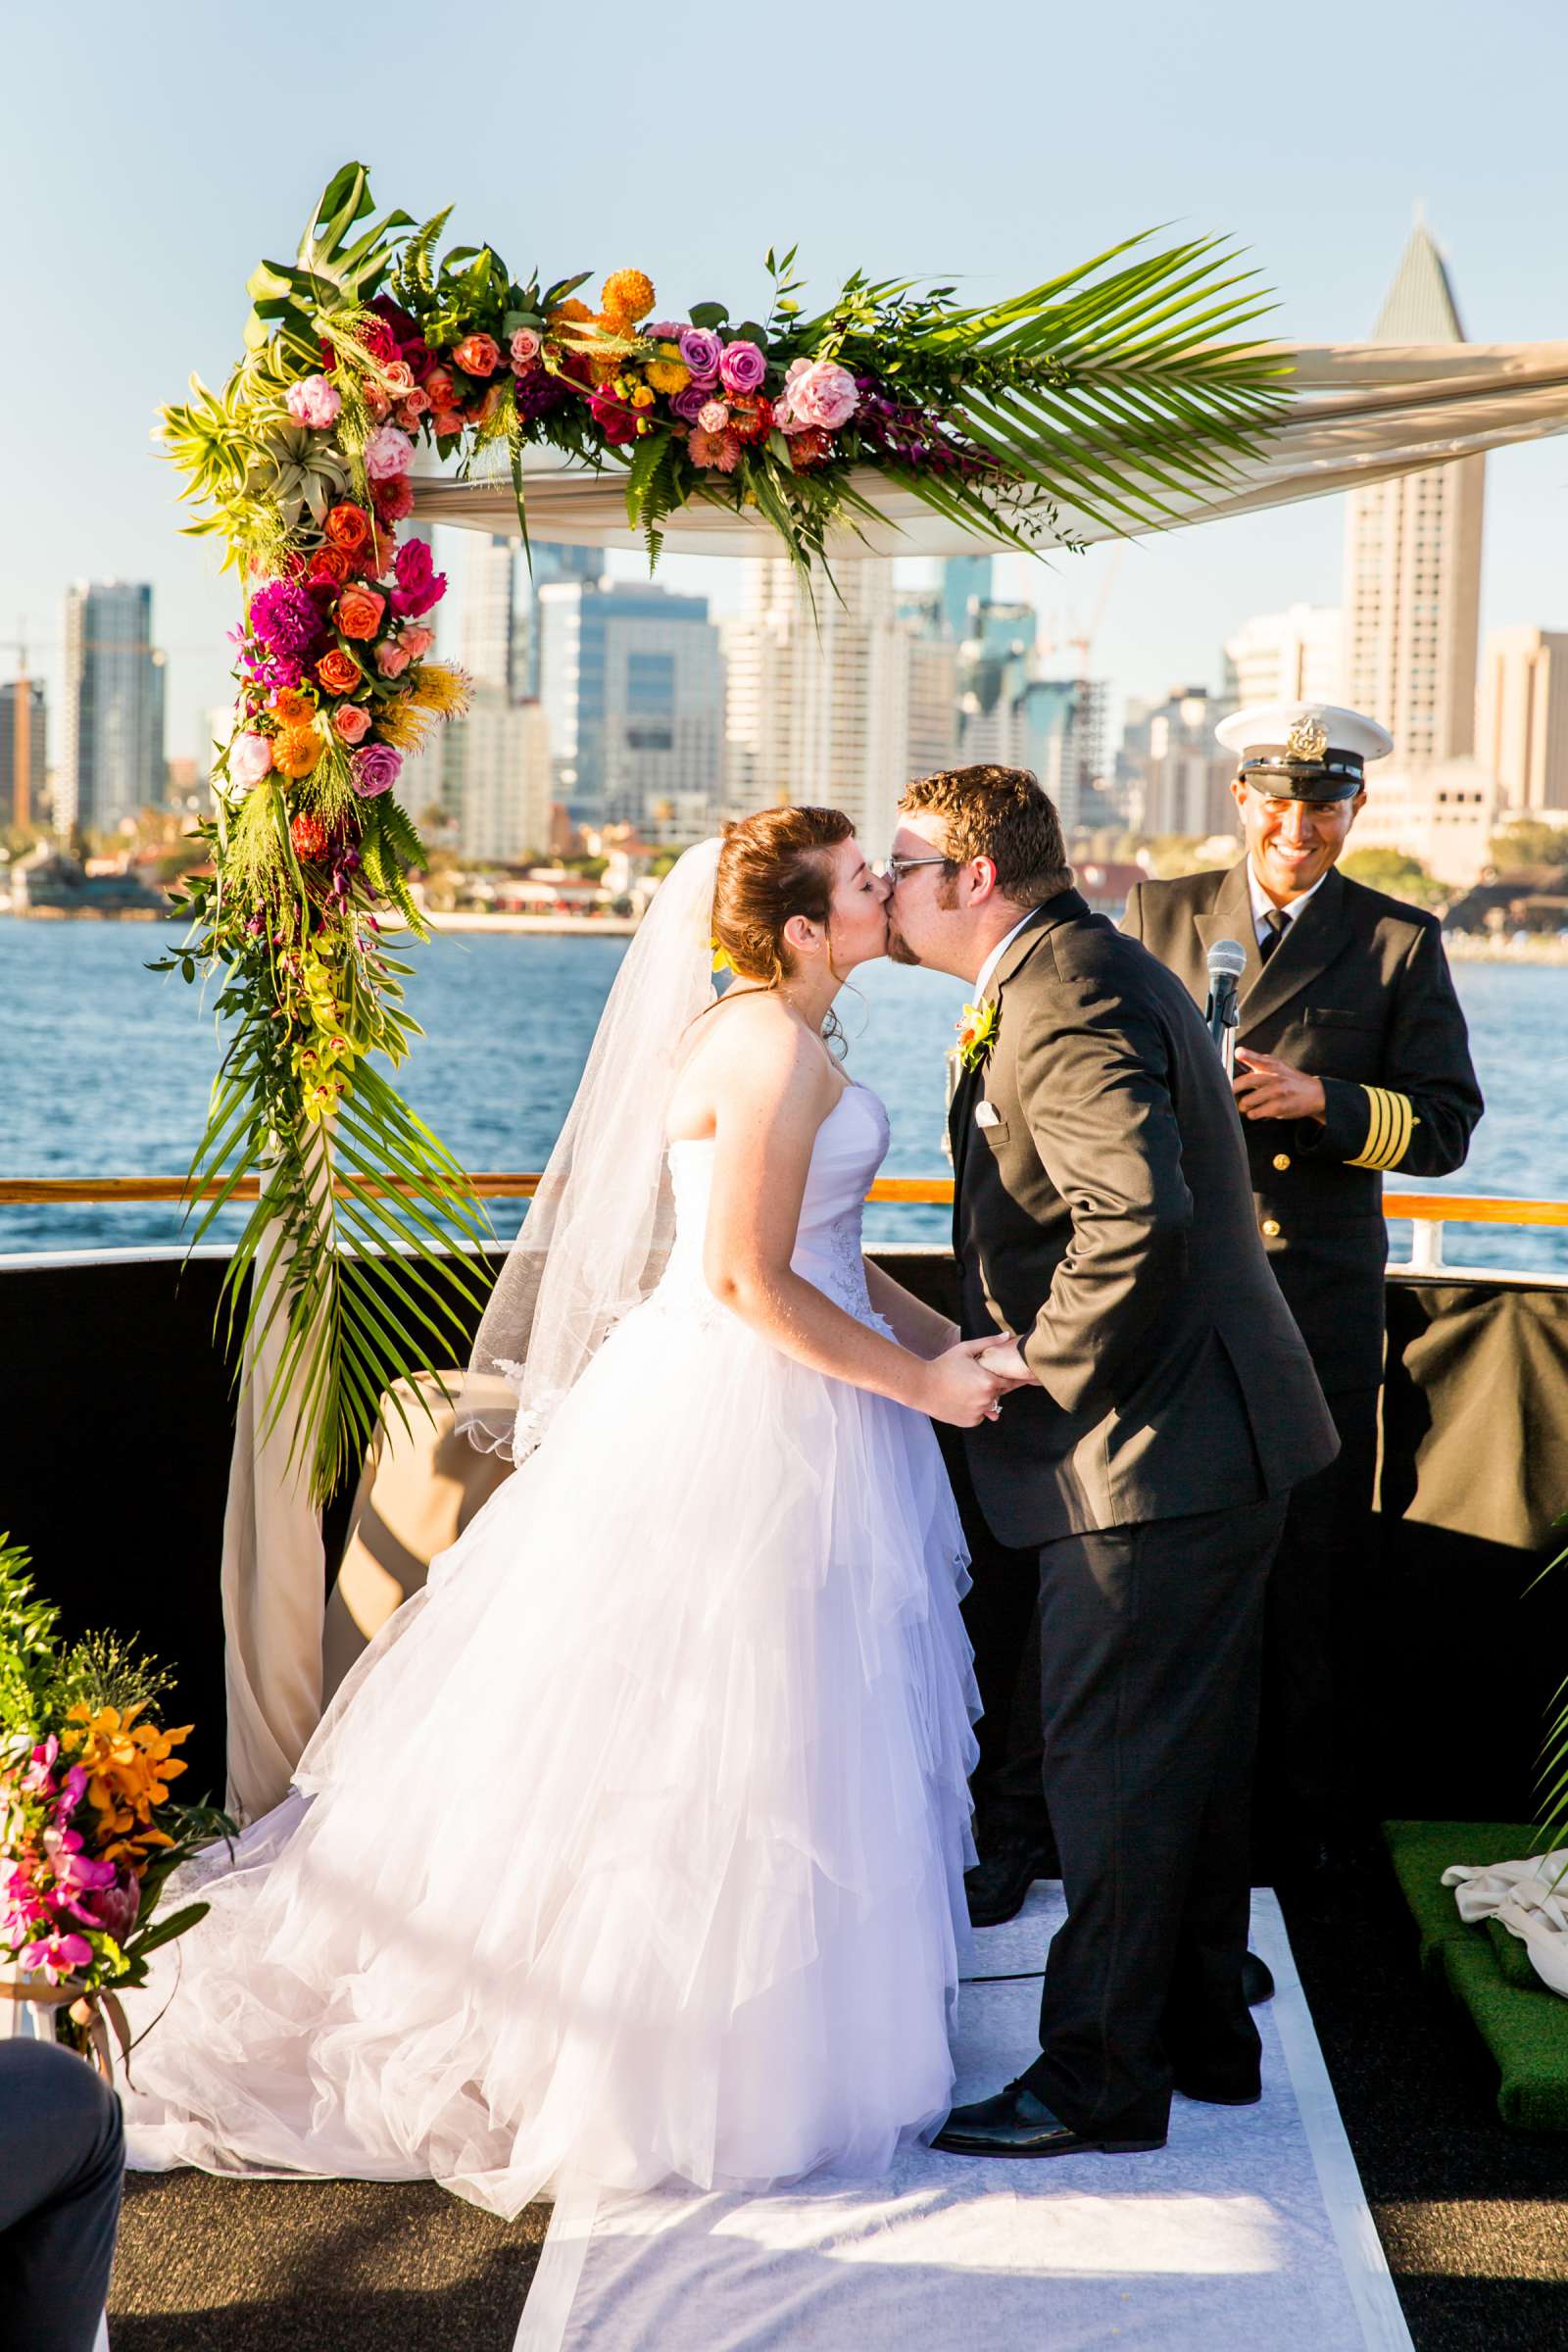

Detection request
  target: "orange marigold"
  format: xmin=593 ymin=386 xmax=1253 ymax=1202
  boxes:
xmin=271 ymin=689 xmax=316 ymax=726
xmin=601 ymin=269 xmax=655 ymax=322
xmin=273 ymin=726 xmax=322 ymax=778
xmin=546 ymin=297 xmax=593 ymax=332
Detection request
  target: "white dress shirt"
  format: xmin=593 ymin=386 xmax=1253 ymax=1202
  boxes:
xmin=1247 ymin=860 xmax=1328 ymax=950
xmin=972 ymin=908 xmax=1040 ymax=1002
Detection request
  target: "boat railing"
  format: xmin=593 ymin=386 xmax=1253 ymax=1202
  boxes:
xmin=1 ymin=1177 xmax=1565 ymax=1274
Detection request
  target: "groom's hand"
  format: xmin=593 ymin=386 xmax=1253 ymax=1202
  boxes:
xmin=977 ymin=1338 xmax=1039 ymax=1387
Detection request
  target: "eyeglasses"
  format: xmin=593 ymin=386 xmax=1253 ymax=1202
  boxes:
xmin=874 ymin=854 xmax=956 ymax=885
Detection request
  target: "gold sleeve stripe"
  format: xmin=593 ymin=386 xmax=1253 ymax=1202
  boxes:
xmin=1348 ymin=1086 xmax=1416 ymax=1171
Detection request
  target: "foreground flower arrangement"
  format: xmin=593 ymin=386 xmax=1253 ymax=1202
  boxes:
xmin=158 ymin=163 xmax=1289 ymax=1501
xmin=0 ymin=1536 xmax=232 ymax=2071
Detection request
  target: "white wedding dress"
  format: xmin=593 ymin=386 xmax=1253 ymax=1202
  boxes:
xmin=123 ymin=1083 xmax=979 ymax=2215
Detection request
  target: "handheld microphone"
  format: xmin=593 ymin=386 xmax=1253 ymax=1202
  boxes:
xmin=1204 ymin=938 xmax=1247 ymax=1080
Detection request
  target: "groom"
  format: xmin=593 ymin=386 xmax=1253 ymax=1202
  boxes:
xmin=887 ymin=765 xmax=1338 ymax=2157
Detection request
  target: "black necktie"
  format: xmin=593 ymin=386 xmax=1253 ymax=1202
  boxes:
xmin=1258 ymin=908 xmax=1291 ymax=965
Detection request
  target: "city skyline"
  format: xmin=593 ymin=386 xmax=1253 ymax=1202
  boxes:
xmin=7 ymin=1 xmax=1568 ymax=781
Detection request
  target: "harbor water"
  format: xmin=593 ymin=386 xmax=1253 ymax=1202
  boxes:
xmin=1 ymin=915 xmax=1563 ymax=1276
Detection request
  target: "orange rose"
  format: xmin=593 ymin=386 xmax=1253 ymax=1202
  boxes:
xmin=271 ymin=689 xmax=316 ymax=726
xmin=452 ymin=333 xmax=500 ymax=378
xmin=323 ymin=503 xmax=371 ymax=554
xmin=336 ymin=585 xmax=387 ymax=641
xmin=273 ymin=727 xmax=321 ymax=779
xmin=307 ymin=547 xmax=352 ymax=588
xmin=316 ymin=649 xmax=363 ymax=695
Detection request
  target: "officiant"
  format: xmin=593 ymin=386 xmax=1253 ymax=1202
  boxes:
xmin=1123 ymin=700 xmax=1484 ymax=1878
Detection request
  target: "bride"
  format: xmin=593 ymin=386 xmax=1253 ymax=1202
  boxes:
xmin=122 ymin=806 xmax=1014 ymax=2215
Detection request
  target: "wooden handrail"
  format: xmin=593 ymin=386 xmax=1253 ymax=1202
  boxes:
xmin=1 ymin=1175 xmax=1567 ymax=1226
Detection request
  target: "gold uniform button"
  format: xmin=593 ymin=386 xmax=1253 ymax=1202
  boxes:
xmin=1261 ymin=1218 xmax=1282 ymax=1238
xmin=1272 ymin=1152 xmax=1292 ymax=1172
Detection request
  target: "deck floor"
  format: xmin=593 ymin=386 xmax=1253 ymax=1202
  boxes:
xmin=106 ymin=1871 xmax=1568 ymax=2352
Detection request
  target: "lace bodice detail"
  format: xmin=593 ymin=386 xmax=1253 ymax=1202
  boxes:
xmin=660 ymin=1084 xmax=891 ymax=1327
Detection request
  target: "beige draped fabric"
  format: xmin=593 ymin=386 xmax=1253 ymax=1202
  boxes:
xmin=224 ymin=334 xmax=1568 ymax=1808
xmin=412 ymin=340 xmax=1568 ymax=553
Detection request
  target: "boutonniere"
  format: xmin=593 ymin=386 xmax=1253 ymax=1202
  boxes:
xmin=955 ymin=1000 xmax=999 ymax=1072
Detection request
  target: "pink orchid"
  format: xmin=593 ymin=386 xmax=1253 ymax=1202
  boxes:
xmin=20 ymin=1737 xmax=59 ymax=1794
xmin=18 ymin=1933 xmax=93 ymax=1984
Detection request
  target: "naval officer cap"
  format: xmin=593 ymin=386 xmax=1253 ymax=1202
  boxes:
xmin=1215 ymin=701 xmax=1395 ymax=804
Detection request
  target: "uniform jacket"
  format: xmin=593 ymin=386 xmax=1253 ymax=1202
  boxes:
xmin=1122 ymin=860 xmax=1483 ymax=1392
xmin=951 ymin=888 xmax=1338 ymax=1549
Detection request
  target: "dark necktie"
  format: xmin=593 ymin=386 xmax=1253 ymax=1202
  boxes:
xmin=1258 ymin=908 xmax=1291 ymax=965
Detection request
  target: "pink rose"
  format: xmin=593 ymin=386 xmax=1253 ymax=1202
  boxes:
xmin=431 ymin=410 xmax=466 ymax=439
xmin=227 ymin=733 xmax=274 ymax=793
xmin=453 ymin=333 xmax=501 ymax=378
xmin=284 ymin=374 xmax=343 ymax=430
xmin=398 ymin=387 xmax=430 ymax=421
xmin=718 ymin=339 xmax=766 ymax=397
xmin=510 ymin=327 xmax=543 ymax=370
xmin=697 ymin=399 xmax=730 ymax=433
xmin=351 ymin=742 xmax=403 ymax=798
xmin=363 ymin=382 xmax=392 ymax=422
xmin=333 ymin=704 xmax=372 ymax=743
xmin=782 ymin=358 xmax=859 ymax=433
xmin=374 ymin=639 xmax=412 ymax=677
xmin=382 ymin=360 xmax=416 ymax=396
xmin=364 ymin=424 xmax=416 ymax=482
xmin=424 ymin=368 xmax=457 ymax=410
xmin=400 ymin=625 xmax=435 ymax=659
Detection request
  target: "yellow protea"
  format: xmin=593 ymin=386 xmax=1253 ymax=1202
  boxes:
xmin=602 ymin=269 xmax=655 ymax=322
xmin=375 ymin=697 xmax=435 ymax=755
xmin=406 ymin=662 xmax=472 ymax=719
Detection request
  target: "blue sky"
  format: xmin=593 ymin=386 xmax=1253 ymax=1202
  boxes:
xmin=7 ymin=2 xmax=1568 ymax=764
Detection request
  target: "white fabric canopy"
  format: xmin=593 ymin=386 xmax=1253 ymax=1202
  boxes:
xmin=412 ymin=340 xmax=1568 ymax=555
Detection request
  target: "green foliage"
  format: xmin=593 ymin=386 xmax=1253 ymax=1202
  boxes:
xmin=1490 ymin=819 xmax=1568 ymax=874
xmin=0 ymin=1537 xmax=58 ymax=1739
xmin=1340 ymin=849 xmax=1448 ymax=906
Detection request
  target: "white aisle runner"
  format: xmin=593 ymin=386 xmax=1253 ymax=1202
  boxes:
xmin=517 ymin=1889 xmax=1411 ymax=2352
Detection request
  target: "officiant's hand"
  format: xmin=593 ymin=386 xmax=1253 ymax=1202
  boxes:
xmin=922 ymin=1340 xmax=1018 ymax=1429
xmin=1233 ymin=1049 xmax=1326 ymax=1124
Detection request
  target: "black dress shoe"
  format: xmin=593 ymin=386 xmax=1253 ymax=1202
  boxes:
xmin=932 ymin=2079 xmax=1165 ymax=2159
xmin=965 ymin=1838 xmax=1054 ymax=1930
xmin=1242 ymin=1950 xmax=1275 ymax=2006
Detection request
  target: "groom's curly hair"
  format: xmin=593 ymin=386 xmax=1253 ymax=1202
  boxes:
xmin=901 ymin=765 xmax=1071 ymax=908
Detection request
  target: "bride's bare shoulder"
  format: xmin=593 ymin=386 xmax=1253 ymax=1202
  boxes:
xmin=669 ymin=995 xmax=834 ymax=1140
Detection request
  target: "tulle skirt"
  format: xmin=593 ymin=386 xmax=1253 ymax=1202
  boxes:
xmin=122 ymin=1275 xmax=980 ymax=2216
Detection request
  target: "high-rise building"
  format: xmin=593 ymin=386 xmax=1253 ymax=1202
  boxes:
xmin=0 ymin=677 xmax=46 ymax=832
xmin=1224 ymin=604 xmax=1344 ymax=710
xmin=956 ymin=601 xmax=1036 ymax=764
xmin=462 ymin=538 xmax=607 ymax=704
xmin=1348 ymin=760 xmax=1498 ymax=886
xmin=537 ymin=577 xmax=723 ymax=826
xmin=443 ymin=692 xmax=554 ymax=862
xmin=940 ymin=555 xmax=994 ymax=644
xmin=1128 ymin=687 xmax=1238 ymax=838
xmin=59 ymin=582 xmax=166 ymax=835
xmin=1342 ymin=222 xmax=1484 ymax=764
xmin=722 ymin=561 xmax=952 ymax=852
xmin=1478 ymin=626 xmax=1568 ymax=815
xmin=1010 ymin=676 xmax=1109 ymax=834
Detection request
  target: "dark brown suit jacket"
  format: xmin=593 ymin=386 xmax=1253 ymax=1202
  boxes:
xmin=952 ymin=889 xmax=1338 ymax=1548
xmin=1122 ymin=861 xmax=1483 ymax=1392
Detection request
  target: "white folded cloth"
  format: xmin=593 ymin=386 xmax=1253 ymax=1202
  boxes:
xmin=1441 ymin=1850 xmax=1568 ymax=1996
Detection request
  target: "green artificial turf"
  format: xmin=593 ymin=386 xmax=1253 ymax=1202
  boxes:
xmin=1384 ymin=1818 xmax=1568 ymax=2131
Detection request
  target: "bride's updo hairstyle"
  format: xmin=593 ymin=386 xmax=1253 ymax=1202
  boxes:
xmin=710 ymin=805 xmax=854 ymax=988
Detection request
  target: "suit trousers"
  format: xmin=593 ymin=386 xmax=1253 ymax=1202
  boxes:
xmin=1022 ymin=1493 xmax=1287 ymax=2143
xmin=0 ymin=2038 xmax=122 ymax=2352
xmin=1254 ymin=1385 xmax=1381 ymax=1873
xmin=940 ymin=1427 xmax=1054 ymax=1857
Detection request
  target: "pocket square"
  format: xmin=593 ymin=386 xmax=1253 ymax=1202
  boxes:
xmin=974 ymin=1101 xmax=1003 ymax=1129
